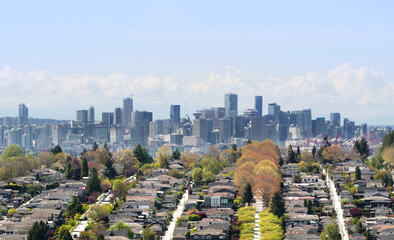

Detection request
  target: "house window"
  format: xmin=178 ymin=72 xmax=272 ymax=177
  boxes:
xmin=206 ymin=235 xmax=212 ymax=239
xmin=212 ymin=198 xmax=220 ymax=206
xmin=219 ymin=236 xmax=226 ymax=239
xmin=221 ymin=198 xmax=228 ymax=204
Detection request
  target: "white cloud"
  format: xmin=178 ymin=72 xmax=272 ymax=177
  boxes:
xmin=0 ymin=63 xmax=392 ymax=122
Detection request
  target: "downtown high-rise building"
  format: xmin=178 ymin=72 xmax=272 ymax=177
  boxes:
xmin=18 ymin=103 xmax=28 ymax=126
xmin=330 ymin=113 xmax=341 ymax=127
xmin=114 ymin=108 xmax=122 ymax=125
xmin=88 ymin=106 xmax=95 ymax=123
xmin=224 ymin=93 xmax=238 ymax=118
xmin=102 ymin=112 xmax=114 ymax=127
xmin=122 ymin=97 xmax=133 ymax=128
xmin=268 ymin=103 xmax=280 ymax=122
xmin=76 ymin=110 xmax=88 ymax=124
xmin=254 ymin=96 xmax=263 ymax=116
xmin=170 ymin=105 xmax=181 ymax=123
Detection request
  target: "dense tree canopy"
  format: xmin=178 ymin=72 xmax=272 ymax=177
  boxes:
xmin=133 ymin=144 xmax=153 ymax=164
xmin=234 ymin=140 xmax=281 ymax=203
xmin=1 ymin=144 xmax=24 ymax=161
xmin=27 ymin=221 xmax=49 ymax=240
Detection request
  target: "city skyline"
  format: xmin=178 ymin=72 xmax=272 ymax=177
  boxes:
xmin=0 ymin=91 xmax=393 ymax=127
xmin=1 ymin=1 xmax=394 ymax=124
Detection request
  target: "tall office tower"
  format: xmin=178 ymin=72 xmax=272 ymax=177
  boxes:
xmin=114 ymin=108 xmax=122 ymax=125
xmin=76 ymin=110 xmax=88 ymax=124
xmin=88 ymin=106 xmax=95 ymax=123
xmin=192 ymin=119 xmax=208 ymax=142
xmin=122 ymin=97 xmax=133 ymax=128
xmin=102 ymin=112 xmax=114 ymax=127
xmin=268 ymin=103 xmax=280 ymax=122
xmin=170 ymin=105 xmax=181 ymax=123
xmin=315 ymin=117 xmax=326 ymax=137
xmin=18 ymin=103 xmax=28 ymax=126
xmin=224 ymin=93 xmax=238 ymax=117
xmin=330 ymin=113 xmax=341 ymax=127
xmin=254 ymin=96 xmax=263 ymax=116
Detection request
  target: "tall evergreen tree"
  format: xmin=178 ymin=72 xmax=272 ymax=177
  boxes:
xmin=312 ymin=145 xmax=317 ymax=156
xmin=27 ymin=221 xmax=49 ymax=240
xmin=80 ymin=148 xmax=87 ymax=157
xmin=355 ymin=166 xmax=361 ymax=181
xmin=51 ymin=145 xmax=63 ymax=155
xmin=64 ymin=161 xmax=74 ymax=180
xmin=103 ymin=147 xmax=117 ymax=179
xmin=66 ymin=197 xmax=83 ymax=217
xmin=270 ymin=190 xmax=285 ymax=218
xmin=81 ymin=157 xmax=89 ymax=178
xmin=86 ymin=168 xmax=101 ymax=195
xmin=297 ymin=146 xmax=301 ymax=155
xmin=92 ymin=141 xmax=99 ymax=151
xmin=232 ymin=144 xmax=237 ymax=151
xmin=133 ymin=143 xmax=153 ymax=164
xmin=307 ymin=200 xmax=312 ymax=214
xmin=172 ymin=148 xmax=181 ymax=160
xmin=243 ymin=183 xmax=253 ymax=206
xmin=287 ymin=145 xmax=295 ymax=163
xmin=354 ymin=140 xmax=361 ymax=154
xmin=365 ymin=229 xmax=372 ymax=240
xmin=360 ymin=137 xmax=370 ymax=157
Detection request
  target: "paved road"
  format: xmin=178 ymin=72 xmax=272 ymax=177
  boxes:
xmin=71 ymin=192 xmax=107 ymax=238
xmin=253 ymin=198 xmax=264 ymax=240
xmin=324 ymin=168 xmax=349 ymax=240
xmin=162 ymin=189 xmax=189 ymax=240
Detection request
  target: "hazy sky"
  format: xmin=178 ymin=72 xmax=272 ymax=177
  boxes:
xmin=0 ymin=1 xmax=393 ymax=124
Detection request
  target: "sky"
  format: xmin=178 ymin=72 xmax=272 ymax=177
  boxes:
xmin=0 ymin=1 xmax=393 ymax=125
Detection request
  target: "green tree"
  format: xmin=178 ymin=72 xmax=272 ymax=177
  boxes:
xmin=293 ymin=174 xmax=302 ymax=183
xmin=103 ymin=149 xmax=117 ymax=179
xmin=109 ymin=221 xmax=134 ymax=239
xmin=354 ymin=140 xmax=361 ymax=154
xmin=320 ymin=222 xmax=341 ymax=240
xmin=112 ymin=179 xmax=127 ymax=200
xmin=312 ymin=145 xmax=317 ymax=156
xmin=81 ymin=157 xmax=89 ymax=178
xmin=365 ymin=229 xmax=372 ymax=240
xmin=27 ymin=221 xmax=49 ymax=240
xmin=360 ymin=137 xmax=370 ymax=158
xmin=297 ymin=146 xmax=301 ymax=155
xmin=172 ymin=148 xmax=181 ymax=160
xmin=287 ymin=145 xmax=295 ymax=163
xmin=51 ymin=145 xmax=63 ymax=155
xmin=97 ymin=233 xmax=105 ymax=240
xmin=142 ymin=227 xmax=156 ymax=240
xmin=192 ymin=168 xmax=203 ymax=183
xmin=0 ymin=144 xmax=24 ymax=161
xmin=64 ymin=161 xmax=74 ymax=180
xmin=202 ymin=170 xmax=215 ymax=183
xmin=374 ymin=170 xmax=393 ymax=187
xmin=243 ymin=183 xmax=253 ymax=206
xmin=270 ymin=190 xmax=285 ymax=218
xmin=92 ymin=141 xmax=99 ymax=151
xmin=58 ymin=225 xmax=72 ymax=240
xmin=369 ymin=155 xmax=385 ymax=170
xmin=307 ymin=200 xmax=312 ymax=214
xmin=355 ymin=166 xmax=361 ymax=181
xmin=133 ymin=143 xmax=153 ymax=164
xmin=86 ymin=168 xmax=101 ymax=195
xmin=66 ymin=197 xmax=84 ymax=217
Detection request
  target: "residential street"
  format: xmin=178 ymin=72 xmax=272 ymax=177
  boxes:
xmin=163 ymin=188 xmax=189 ymax=240
xmin=324 ymin=168 xmax=349 ymax=240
